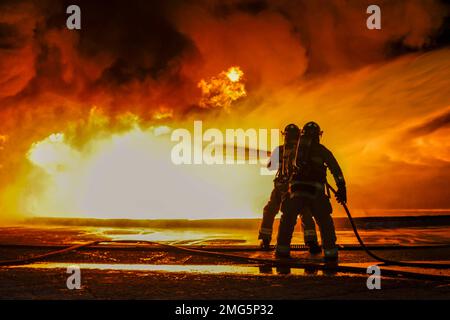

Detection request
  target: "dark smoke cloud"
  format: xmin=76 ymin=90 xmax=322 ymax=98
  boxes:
xmin=266 ymin=0 xmax=449 ymax=74
xmin=0 ymin=0 xmax=199 ymax=111
xmin=1 ymin=0 xmax=448 ymax=106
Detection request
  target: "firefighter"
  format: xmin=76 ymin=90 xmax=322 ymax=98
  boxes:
xmin=259 ymin=124 xmax=320 ymax=253
xmin=275 ymin=121 xmax=347 ymax=262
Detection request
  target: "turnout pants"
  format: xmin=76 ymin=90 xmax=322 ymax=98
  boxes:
xmin=259 ymin=186 xmax=317 ymax=244
xmin=276 ymin=192 xmax=337 ymax=257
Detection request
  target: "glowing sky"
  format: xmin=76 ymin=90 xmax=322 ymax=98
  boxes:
xmin=0 ymin=0 xmax=449 ymax=219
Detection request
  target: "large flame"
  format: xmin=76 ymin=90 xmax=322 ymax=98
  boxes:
xmin=22 ymin=109 xmax=268 ymax=219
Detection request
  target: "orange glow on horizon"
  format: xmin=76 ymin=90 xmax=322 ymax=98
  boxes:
xmin=0 ymin=49 xmax=448 ymax=220
xmin=0 ymin=1 xmax=449 ymax=221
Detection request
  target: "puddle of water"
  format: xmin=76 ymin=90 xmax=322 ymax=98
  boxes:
xmin=341 ymin=262 xmax=450 ymax=277
xmin=5 ymin=262 xmax=353 ymax=276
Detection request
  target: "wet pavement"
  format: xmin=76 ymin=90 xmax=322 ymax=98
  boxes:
xmin=0 ymin=222 xmax=449 ymax=299
xmin=0 ymin=221 xmax=449 ymax=246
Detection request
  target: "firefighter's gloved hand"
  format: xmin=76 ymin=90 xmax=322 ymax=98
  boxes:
xmin=335 ymin=185 xmax=347 ymax=204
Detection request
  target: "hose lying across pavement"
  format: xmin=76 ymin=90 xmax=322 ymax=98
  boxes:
xmin=0 ymin=241 xmax=102 ymax=267
xmin=114 ymin=239 xmax=450 ymax=282
xmin=0 ymin=238 xmax=450 ymax=282
xmin=326 ymin=183 xmax=450 ymax=270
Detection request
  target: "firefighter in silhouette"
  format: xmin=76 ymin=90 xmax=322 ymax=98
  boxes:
xmin=275 ymin=121 xmax=347 ymax=262
xmin=259 ymin=124 xmax=320 ymax=253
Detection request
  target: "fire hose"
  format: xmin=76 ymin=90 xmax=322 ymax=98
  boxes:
xmin=0 ymin=238 xmax=449 ymax=282
xmin=326 ymin=183 xmax=450 ymax=270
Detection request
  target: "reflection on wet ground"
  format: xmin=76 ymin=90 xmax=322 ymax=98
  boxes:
xmin=0 ymin=222 xmax=449 ymax=299
xmin=0 ymin=224 xmax=449 ymax=247
xmin=5 ymin=262 xmax=349 ymax=277
xmin=0 ymin=222 xmax=449 ymax=277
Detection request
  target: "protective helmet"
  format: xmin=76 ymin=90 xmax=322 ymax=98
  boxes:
xmin=282 ymin=123 xmax=300 ymax=140
xmin=301 ymin=121 xmax=322 ymax=138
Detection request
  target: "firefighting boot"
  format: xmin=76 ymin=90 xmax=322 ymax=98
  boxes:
xmin=258 ymin=226 xmax=273 ymax=251
xmin=275 ymin=244 xmax=291 ymax=258
xmin=323 ymin=247 xmax=339 ymax=265
xmin=259 ymin=238 xmax=271 ymax=251
xmin=306 ymin=241 xmax=322 ymax=254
